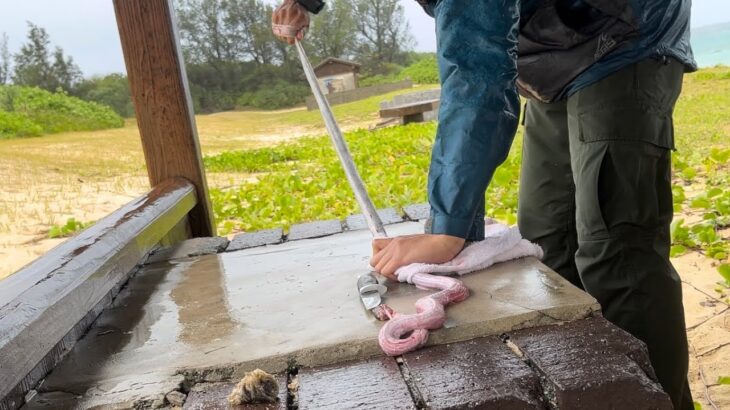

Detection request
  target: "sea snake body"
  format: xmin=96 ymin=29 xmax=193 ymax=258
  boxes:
xmin=377 ymin=272 xmax=469 ymax=356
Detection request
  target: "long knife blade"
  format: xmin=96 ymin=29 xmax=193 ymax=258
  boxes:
xmin=294 ymin=40 xmax=390 ymax=318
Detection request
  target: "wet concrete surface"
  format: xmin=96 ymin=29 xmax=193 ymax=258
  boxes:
xmin=31 ymin=222 xmax=599 ymax=408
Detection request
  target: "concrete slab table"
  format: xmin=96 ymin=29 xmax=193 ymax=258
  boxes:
xmin=22 ymin=221 xmax=671 ymax=409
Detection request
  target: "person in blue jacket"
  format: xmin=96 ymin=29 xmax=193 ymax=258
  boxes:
xmin=274 ymin=0 xmax=695 ymax=407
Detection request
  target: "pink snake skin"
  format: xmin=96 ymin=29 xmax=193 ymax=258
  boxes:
xmin=373 ymin=221 xmax=543 ymax=356
xmin=377 ymin=273 xmax=469 ymax=356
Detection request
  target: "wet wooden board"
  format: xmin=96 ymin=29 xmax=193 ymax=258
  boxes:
xmin=0 ymin=178 xmax=196 ymax=410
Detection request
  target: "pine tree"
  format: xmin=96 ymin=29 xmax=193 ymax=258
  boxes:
xmin=12 ymin=22 xmax=81 ymax=92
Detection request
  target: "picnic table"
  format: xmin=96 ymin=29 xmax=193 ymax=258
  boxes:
xmin=379 ymin=98 xmax=440 ymax=124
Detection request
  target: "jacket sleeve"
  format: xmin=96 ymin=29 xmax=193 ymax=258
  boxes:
xmin=426 ymin=0 xmax=521 ymax=240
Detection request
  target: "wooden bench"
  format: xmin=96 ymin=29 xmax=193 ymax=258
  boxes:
xmin=379 ymin=98 xmax=440 ymax=124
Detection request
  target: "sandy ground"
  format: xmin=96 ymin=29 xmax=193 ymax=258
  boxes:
xmin=0 ymin=103 xmax=382 ymax=278
xmin=677 ymin=251 xmax=730 ymax=409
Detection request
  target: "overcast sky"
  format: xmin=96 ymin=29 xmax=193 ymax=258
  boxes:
xmin=1 ymin=0 xmax=728 ymax=76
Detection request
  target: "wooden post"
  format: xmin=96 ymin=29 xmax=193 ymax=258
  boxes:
xmin=113 ymin=0 xmax=215 ymax=237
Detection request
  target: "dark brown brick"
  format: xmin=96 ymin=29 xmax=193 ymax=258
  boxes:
xmin=345 ymin=208 xmax=404 ymax=231
xmin=184 ymin=378 xmax=286 ymax=410
xmin=403 ymin=336 xmax=544 ymax=409
xmin=297 ymin=357 xmax=414 ymax=409
xmin=403 ymin=203 xmax=430 ymax=221
xmin=226 ymin=228 xmax=283 ymax=251
xmin=508 ymin=317 xmax=672 ymax=410
xmin=287 ymin=220 xmax=342 ymax=241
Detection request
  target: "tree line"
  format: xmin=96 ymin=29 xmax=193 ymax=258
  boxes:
xmin=0 ymin=23 xmax=134 ymax=117
xmin=0 ymin=0 xmax=418 ymax=115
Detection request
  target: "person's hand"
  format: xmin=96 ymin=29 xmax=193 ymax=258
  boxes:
xmin=370 ymin=234 xmax=466 ymax=280
xmin=272 ymin=0 xmax=309 ymax=44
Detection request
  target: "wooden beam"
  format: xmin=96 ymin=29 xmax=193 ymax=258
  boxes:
xmin=113 ymin=0 xmax=215 ymax=236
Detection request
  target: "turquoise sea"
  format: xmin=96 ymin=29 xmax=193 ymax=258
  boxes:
xmin=692 ymin=22 xmax=730 ymax=67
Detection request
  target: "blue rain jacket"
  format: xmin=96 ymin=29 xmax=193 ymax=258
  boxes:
xmin=422 ymin=0 xmax=696 ymax=240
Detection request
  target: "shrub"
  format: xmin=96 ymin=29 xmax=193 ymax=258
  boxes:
xmin=236 ymin=82 xmax=309 ymax=110
xmin=0 ymin=85 xmax=123 ymax=138
xmin=398 ymin=55 xmax=439 ymax=84
xmin=73 ymin=74 xmax=135 ymax=118
xmin=0 ymin=111 xmax=43 ymax=139
xmin=359 ymin=74 xmax=399 ymax=87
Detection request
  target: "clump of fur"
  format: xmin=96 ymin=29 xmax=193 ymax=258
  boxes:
xmin=228 ymin=369 xmax=279 ymax=405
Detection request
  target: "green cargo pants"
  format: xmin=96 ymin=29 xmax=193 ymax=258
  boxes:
xmin=518 ymin=57 xmax=693 ymax=410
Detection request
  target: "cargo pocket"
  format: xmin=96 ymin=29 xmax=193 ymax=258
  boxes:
xmin=570 ymin=57 xmax=684 ymax=150
xmin=576 ymin=107 xmax=675 ymax=150
xmin=572 ymin=107 xmax=675 ymax=240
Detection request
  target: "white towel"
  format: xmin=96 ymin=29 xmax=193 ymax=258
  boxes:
xmin=395 ymin=220 xmax=544 ymax=284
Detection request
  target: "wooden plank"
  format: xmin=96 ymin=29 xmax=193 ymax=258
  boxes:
xmin=379 ymin=99 xmax=440 ymax=118
xmin=113 ymin=0 xmax=215 ymax=237
xmin=0 ymin=178 xmax=197 ymax=408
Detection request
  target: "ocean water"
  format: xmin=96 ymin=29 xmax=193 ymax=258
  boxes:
xmin=692 ymin=22 xmax=730 ymax=67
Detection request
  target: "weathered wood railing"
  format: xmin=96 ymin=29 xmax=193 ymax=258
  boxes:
xmin=0 ymin=178 xmax=197 ymax=410
xmin=2 ymin=1 xmax=218 ymax=408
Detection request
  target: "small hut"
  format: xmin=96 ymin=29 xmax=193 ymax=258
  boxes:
xmin=313 ymin=58 xmax=360 ymax=94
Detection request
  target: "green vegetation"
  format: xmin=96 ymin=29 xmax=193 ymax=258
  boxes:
xmin=205 ymin=66 xmax=729 ymax=289
xmin=207 ymin=124 xmax=434 ymax=233
xmin=359 ymin=54 xmax=438 ymax=87
xmin=398 ymin=55 xmax=439 ymax=84
xmin=670 ymin=147 xmax=730 ymax=261
xmin=73 ymin=74 xmax=134 ymax=118
xmin=9 ymin=23 xmax=81 ymax=93
xmin=0 ymin=85 xmax=123 ymax=139
xmin=173 ymin=0 xmax=416 ymax=112
xmin=206 ymin=120 xmax=521 ymax=234
xmin=47 ymin=218 xmax=92 ymax=239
